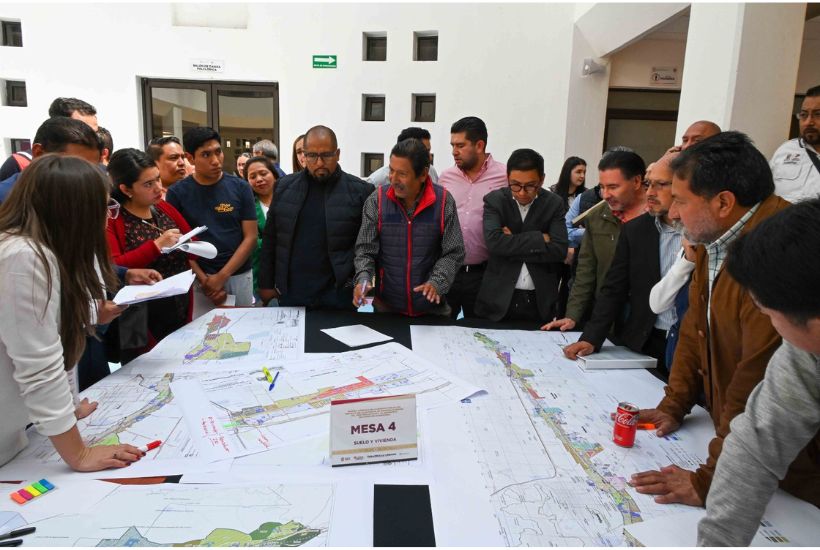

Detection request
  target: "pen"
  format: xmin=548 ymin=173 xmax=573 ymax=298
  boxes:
xmin=141 ymin=219 xmax=165 ymax=232
xmin=0 ymin=527 xmax=35 ymax=541
xmin=269 ymin=371 xmax=280 ymax=392
xmin=0 ymin=540 xmax=22 ymax=547
xmin=139 ymin=440 xmax=162 ymax=453
xmin=262 ymin=367 xmax=273 ymax=384
xmin=357 ymin=280 xmax=368 ymax=306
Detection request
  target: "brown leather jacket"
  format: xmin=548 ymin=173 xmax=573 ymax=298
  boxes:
xmin=657 ymin=194 xmax=808 ymax=503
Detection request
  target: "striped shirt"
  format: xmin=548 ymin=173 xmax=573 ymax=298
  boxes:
xmin=654 ymin=216 xmax=683 ymax=331
xmin=705 ymin=203 xmax=760 ymax=321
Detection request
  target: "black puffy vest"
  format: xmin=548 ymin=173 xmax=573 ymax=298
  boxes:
xmin=376 ymin=179 xmax=446 ymax=316
xmin=271 ymin=167 xmax=373 ymax=294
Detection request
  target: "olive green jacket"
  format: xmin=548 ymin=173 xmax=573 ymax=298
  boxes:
xmin=565 ymin=202 xmax=622 ymax=323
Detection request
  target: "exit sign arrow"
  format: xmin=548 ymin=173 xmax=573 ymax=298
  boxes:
xmin=313 ymin=55 xmax=337 ymax=69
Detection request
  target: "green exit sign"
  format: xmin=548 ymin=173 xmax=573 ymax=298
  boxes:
xmin=313 ymin=55 xmax=337 ymax=69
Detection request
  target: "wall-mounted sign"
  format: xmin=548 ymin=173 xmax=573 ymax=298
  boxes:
xmin=191 ymin=59 xmax=225 ymax=73
xmin=650 ymin=66 xmax=678 ymax=86
xmin=313 ymin=55 xmax=337 ymax=69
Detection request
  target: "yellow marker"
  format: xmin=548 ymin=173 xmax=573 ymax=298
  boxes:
xmin=24 ymin=485 xmax=41 ymax=497
xmin=262 ymin=367 xmax=273 ymax=384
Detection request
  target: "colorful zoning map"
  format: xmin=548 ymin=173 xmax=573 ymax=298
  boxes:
xmin=184 ymin=313 xmax=252 ymax=362
xmin=17 ymin=483 xmax=335 ymax=547
xmin=135 ymin=308 xmax=306 ymax=371
xmin=411 ymin=326 xmax=710 ymax=547
xmin=172 ymin=343 xmax=480 ymax=460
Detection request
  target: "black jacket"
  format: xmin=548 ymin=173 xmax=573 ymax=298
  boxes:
xmin=579 ymin=212 xmax=662 ymax=351
xmin=258 ymin=166 xmax=373 ymax=294
xmin=474 ymin=188 xmax=568 ymax=322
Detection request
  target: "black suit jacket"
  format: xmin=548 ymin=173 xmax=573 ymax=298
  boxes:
xmin=580 ymin=212 xmax=662 ymax=351
xmin=475 ymin=188 xmax=568 ymax=322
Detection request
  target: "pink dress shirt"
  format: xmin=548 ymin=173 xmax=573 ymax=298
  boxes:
xmin=438 ymin=153 xmax=508 ymax=265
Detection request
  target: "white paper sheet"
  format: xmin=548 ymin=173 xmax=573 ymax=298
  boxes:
xmin=133 ymin=307 xmax=306 ymax=371
xmin=16 ymin=481 xmax=351 ymax=547
xmin=411 ymin=325 xmax=715 ymax=547
xmin=625 ymin=490 xmax=820 ymax=546
xmin=320 ymin=324 xmax=393 ymax=347
xmin=159 ymin=225 xmax=207 ymax=253
xmin=112 ymin=269 xmax=195 ymax=306
xmin=173 ymin=240 xmax=218 ymax=259
xmin=0 ymin=479 xmax=118 ymax=525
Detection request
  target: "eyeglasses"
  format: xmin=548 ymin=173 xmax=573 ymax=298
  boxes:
xmin=643 ymin=179 xmax=673 ymax=190
xmin=796 ymin=110 xmax=820 ymax=122
xmin=509 ymin=183 xmax=540 ymax=193
xmin=107 ymin=198 xmax=121 ymax=219
xmin=304 ymin=151 xmax=337 ymax=163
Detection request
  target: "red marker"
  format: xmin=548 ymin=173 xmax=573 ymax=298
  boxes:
xmin=140 ymin=440 xmax=162 ymax=453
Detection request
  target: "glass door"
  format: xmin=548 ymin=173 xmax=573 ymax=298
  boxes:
xmin=142 ymin=79 xmax=279 ymax=174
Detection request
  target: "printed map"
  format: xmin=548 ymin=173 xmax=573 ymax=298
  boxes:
xmin=20 ymin=483 xmax=335 ymax=547
xmin=412 ymin=326 xmax=709 ymax=547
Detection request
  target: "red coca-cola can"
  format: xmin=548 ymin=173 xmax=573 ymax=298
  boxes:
xmin=613 ymin=402 xmax=639 ymax=447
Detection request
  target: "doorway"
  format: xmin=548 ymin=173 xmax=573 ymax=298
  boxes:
xmin=604 ymin=89 xmax=680 ymax=162
xmin=141 ymin=79 xmax=279 ymax=175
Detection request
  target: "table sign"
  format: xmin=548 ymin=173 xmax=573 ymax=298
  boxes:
xmin=330 ymin=394 xmax=417 ymax=466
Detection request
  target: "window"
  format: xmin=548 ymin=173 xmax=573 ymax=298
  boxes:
xmin=362 ymin=95 xmax=385 ymax=122
xmin=2 ymin=80 xmax=26 ymax=107
xmin=364 ymin=33 xmax=386 ymax=61
xmin=10 ymin=138 xmax=30 ymax=153
xmin=362 ymin=153 xmax=384 ymax=177
xmin=412 ymin=94 xmax=436 ymax=122
xmin=1 ymin=21 xmax=22 ymax=47
xmin=414 ymin=32 xmax=438 ymax=61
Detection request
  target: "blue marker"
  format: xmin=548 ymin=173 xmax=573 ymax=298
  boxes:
xmin=269 ymin=371 xmax=280 ymax=391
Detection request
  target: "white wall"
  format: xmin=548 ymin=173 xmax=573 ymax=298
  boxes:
xmin=0 ymin=2 xmax=577 ymax=177
xmin=609 ymin=39 xmax=686 ymax=90
xmin=676 ymin=3 xmax=805 ymax=158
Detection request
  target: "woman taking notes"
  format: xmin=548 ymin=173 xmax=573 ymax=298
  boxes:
xmin=106 ymin=148 xmax=193 ymax=363
xmin=0 ymin=155 xmax=143 ymax=471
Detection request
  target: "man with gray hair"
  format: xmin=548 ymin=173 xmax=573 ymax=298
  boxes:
xmin=253 ymin=139 xmax=286 ymax=177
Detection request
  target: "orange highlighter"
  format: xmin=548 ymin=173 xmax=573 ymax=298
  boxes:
xmin=609 ymin=413 xmax=655 ymax=430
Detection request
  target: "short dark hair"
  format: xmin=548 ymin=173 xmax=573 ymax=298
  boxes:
xmin=146 ymin=136 xmax=181 ymax=162
xmin=48 ymin=97 xmax=97 ymax=118
xmin=669 ymin=131 xmax=774 ymax=207
xmin=397 ymin=127 xmax=431 ymax=143
xmin=96 ymin=127 xmax=113 ymax=153
xmin=390 ymin=138 xmax=430 ymax=178
xmin=506 ymin=148 xmax=545 ymax=178
xmin=183 ymin=127 xmax=221 ymax=155
xmin=597 ymin=149 xmax=645 ymax=180
xmin=243 ymin=156 xmax=278 ymax=182
xmin=726 ymin=198 xmax=820 ymax=325
xmin=33 ymin=116 xmax=102 ymax=154
xmin=304 ymin=125 xmax=338 ymax=150
xmin=108 ymin=148 xmax=157 ymax=203
xmin=805 ymin=85 xmax=820 ymax=97
xmin=450 ymin=116 xmax=488 ymax=145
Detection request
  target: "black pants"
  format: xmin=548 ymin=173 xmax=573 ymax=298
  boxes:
xmin=447 ymin=265 xmax=485 ymax=319
xmin=642 ymin=327 xmax=670 ymax=382
xmin=504 ymin=289 xmax=541 ymax=322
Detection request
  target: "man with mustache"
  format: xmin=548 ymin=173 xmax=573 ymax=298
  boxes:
xmin=558 ymin=153 xmax=681 ymax=375
xmin=542 ymin=149 xmax=646 ymax=332
xmin=770 ymin=85 xmax=820 ymax=203
xmin=354 ymin=138 xmax=464 ymax=316
xmin=629 ymin=131 xmax=791 ymax=507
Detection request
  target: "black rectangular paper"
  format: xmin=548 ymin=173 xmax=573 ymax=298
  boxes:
xmin=373 ymin=484 xmax=436 ymax=547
